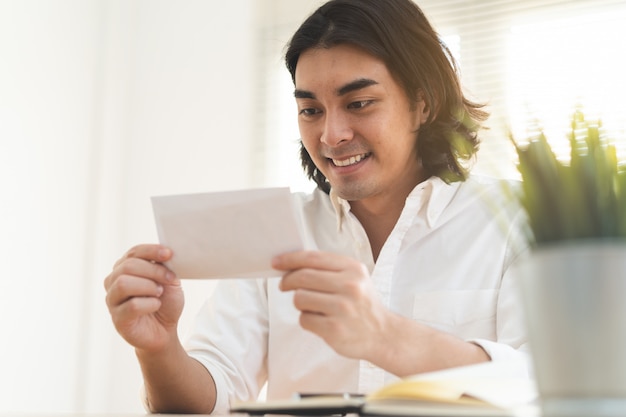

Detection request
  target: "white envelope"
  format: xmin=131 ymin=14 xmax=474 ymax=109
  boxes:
xmin=151 ymin=187 xmax=305 ymax=279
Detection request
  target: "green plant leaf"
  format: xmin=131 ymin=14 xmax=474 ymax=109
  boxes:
xmin=513 ymin=110 xmax=626 ymax=245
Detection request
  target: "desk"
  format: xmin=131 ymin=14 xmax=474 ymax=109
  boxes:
xmin=0 ymin=415 xmax=208 ymax=417
xmin=0 ymin=408 xmax=540 ymax=417
xmin=4 ymin=414 xmax=291 ymax=417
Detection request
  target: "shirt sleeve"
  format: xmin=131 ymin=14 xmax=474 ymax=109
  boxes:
xmin=184 ymin=278 xmax=270 ymax=414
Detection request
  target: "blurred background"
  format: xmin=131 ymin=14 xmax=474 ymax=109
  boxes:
xmin=1 ymin=0 xmax=625 ymax=413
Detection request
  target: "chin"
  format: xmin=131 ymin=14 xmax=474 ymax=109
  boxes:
xmin=332 ymin=183 xmax=375 ymax=202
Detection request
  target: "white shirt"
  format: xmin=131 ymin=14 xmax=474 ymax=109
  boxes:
xmin=185 ymin=175 xmax=530 ymax=414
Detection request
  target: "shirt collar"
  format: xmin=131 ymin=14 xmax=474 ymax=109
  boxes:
xmin=329 ymin=188 xmax=351 ymax=232
xmin=409 ymin=176 xmax=459 ymax=228
xmin=328 ymin=176 xmax=461 ymax=231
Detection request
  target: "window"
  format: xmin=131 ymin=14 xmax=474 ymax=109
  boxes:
xmin=507 ymin=8 xmax=626 ymax=162
xmin=420 ymin=0 xmax=626 ymax=177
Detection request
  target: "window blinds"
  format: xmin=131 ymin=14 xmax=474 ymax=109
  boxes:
xmin=418 ymin=0 xmax=626 ymax=177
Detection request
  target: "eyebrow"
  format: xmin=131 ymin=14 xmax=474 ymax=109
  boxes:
xmin=294 ymin=78 xmax=379 ymax=100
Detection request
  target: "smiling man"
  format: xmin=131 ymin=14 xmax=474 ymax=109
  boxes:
xmin=291 ymin=44 xmax=430 ymax=259
xmin=104 ymin=0 xmax=530 ymax=414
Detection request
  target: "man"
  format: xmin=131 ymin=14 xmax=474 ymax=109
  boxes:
xmin=104 ymin=0 xmax=529 ymax=414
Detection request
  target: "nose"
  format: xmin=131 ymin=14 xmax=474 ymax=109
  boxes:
xmin=321 ymin=110 xmax=353 ymax=146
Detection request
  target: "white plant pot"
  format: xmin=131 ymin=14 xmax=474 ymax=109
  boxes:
xmin=516 ymin=241 xmax=626 ymax=417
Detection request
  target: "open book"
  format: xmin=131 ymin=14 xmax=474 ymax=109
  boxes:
xmin=230 ymin=361 xmax=537 ymax=416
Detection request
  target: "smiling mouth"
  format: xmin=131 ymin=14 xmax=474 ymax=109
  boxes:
xmin=331 ymin=153 xmax=370 ymax=167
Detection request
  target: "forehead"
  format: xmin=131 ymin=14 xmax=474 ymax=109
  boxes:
xmin=294 ymin=44 xmax=393 ymax=90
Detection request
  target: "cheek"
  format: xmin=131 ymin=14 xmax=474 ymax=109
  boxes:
xmin=299 ymin=130 xmax=326 ymax=167
xmin=299 ymin=119 xmax=326 ymax=149
xmin=299 ymin=129 xmax=317 ymax=154
xmin=379 ymin=128 xmax=419 ymax=163
xmin=298 ymin=119 xmax=316 ymax=142
xmin=354 ymin=116 xmax=383 ymax=142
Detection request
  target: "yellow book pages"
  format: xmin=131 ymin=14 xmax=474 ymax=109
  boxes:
xmin=367 ymin=379 xmax=486 ymax=406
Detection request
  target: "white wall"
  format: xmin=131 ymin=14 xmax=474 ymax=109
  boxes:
xmin=0 ymin=0 xmax=102 ymax=411
xmin=0 ymin=0 xmax=287 ymax=413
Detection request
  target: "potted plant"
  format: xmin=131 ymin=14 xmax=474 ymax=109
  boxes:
xmin=511 ymin=109 xmax=626 ymax=417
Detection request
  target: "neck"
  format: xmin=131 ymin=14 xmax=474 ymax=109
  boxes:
xmin=350 ymin=186 xmax=414 ymax=261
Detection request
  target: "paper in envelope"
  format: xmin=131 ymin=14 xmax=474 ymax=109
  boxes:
xmin=151 ymin=187 xmax=305 ymax=279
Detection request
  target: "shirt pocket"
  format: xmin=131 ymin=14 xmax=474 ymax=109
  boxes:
xmin=411 ymin=289 xmax=498 ymax=340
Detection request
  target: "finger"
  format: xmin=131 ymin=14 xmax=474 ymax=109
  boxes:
xmin=118 ymin=256 xmax=175 ymax=283
xmin=106 ymin=274 xmax=164 ymax=309
xmin=299 ymin=310 xmax=335 ymax=336
xmin=292 ymin=288 xmax=341 ymax=316
xmin=280 ymin=268 xmax=341 ymax=292
xmin=110 ymin=296 xmax=163 ymax=323
xmin=113 ymin=244 xmax=172 ymax=269
xmin=272 ymin=250 xmax=351 ymax=272
xmin=105 ymin=256 xmax=176 ymax=291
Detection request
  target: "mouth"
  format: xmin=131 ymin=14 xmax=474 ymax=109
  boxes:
xmin=330 ymin=153 xmax=371 ymax=167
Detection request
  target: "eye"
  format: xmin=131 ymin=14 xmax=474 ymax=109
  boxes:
xmin=347 ymin=100 xmax=373 ymax=110
xmin=299 ymin=108 xmax=321 ymax=117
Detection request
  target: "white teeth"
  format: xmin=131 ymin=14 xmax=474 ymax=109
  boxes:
xmin=332 ymin=153 xmax=367 ymax=167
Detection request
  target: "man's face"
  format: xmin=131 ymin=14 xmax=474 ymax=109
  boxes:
xmin=294 ymin=44 xmax=429 ymax=206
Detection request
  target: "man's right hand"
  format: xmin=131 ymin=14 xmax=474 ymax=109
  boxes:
xmin=104 ymin=244 xmax=217 ymax=414
xmin=104 ymin=244 xmax=184 ymax=353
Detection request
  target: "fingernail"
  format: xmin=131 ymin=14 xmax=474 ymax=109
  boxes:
xmin=156 ymin=285 xmax=164 ymax=296
xmin=158 ymin=248 xmax=171 ymax=259
xmin=166 ymin=271 xmax=175 ymax=281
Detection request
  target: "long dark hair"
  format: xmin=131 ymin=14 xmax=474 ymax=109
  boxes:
xmin=285 ymin=0 xmax=488 ymax=194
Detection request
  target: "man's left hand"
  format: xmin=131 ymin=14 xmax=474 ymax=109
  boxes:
xmin=273 ymin=250 xmax=389 ymax=361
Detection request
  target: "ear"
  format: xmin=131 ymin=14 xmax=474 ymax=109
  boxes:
xmin=414 ymin=91 xmax=431 ymax=127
